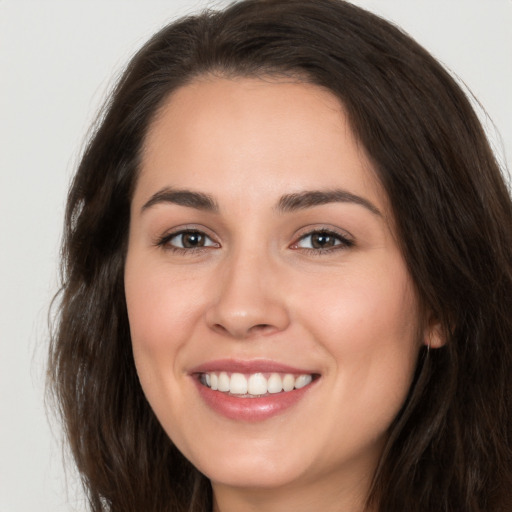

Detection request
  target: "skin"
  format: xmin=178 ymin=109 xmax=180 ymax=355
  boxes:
xmin=125 ymin=77 xmax=441 ymax=512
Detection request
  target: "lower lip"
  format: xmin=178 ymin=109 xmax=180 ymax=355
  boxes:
xmin=193 ymin=378 xmax=317 ymax=422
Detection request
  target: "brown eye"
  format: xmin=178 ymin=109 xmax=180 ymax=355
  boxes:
xmin=163 ymin=230 xmax=218 ymax=250
xmin=295 ymin=230 xmax=353 ymax=251
xmin=310 ymin=232 xmax=338 ymax=248
xmin=181 ymin=232 xmax=206 ymax=248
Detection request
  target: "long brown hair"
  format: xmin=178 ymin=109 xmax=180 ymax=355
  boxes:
xmin=48 ymin=1 xmax=512 ymax=511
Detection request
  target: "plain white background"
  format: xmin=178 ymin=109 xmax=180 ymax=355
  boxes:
xmin=1 ymin=1 xmax=510 ymax=511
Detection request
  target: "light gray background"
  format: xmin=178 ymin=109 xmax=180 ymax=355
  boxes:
xmin=1 ymin=1 xmax=510 ymax=511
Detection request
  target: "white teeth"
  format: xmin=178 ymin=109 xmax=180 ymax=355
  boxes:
xmin=218 ymin=372 xmax=230 ymax=392
xmin=201 ymin=371 xmax=314 ymax=395
xmin=282 ymin=374 xmax=295 ymax=392
xmin=267 ymin=373 xmax=283 ymax=394
xmin=248 ymin=373 xmax=267 ymax=395
xmin=294 ymin=374 xmax=313 ymax=389
xmin=230 ymin=373 xmax=248 ymax=394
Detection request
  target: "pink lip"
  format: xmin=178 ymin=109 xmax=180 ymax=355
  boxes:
xmin=189 ymin=358 xmax=315 ymax=375
xmin=190 ymin=359 xmax=319 ymax=422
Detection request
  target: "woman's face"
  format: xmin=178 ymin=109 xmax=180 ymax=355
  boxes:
xmin=125 ymin=77 xmax=429 ymax=504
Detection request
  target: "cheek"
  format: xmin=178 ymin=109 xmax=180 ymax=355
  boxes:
xmin=293 ymin=258 xmax=420 ymax=410
xmin=124 ymin=257 xmax=211 ymax=437
xmin=301 ymin=258 xmax=419 ymax=349
xmin=124 ymin=259 xmax=204 ymax=370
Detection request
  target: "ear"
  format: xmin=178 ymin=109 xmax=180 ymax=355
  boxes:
xmin=423 ymin=314 xmax=446 ymax=349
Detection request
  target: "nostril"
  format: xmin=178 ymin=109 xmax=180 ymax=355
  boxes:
xmin=205 ymin=296 xmax=291 ymax=339
xmin=248 ymin=323 xmax=275 ymax=335
xmin=212 ymin=322 xmax=276 ymax=339
xmin=253 ymin=323 xmax=271 ymax=330
xmin=213 ymin=324 xmax=229 ymax=335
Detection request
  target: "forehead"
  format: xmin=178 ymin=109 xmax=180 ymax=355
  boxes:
xmin=136 ymin=77 xmax=387 ymax=214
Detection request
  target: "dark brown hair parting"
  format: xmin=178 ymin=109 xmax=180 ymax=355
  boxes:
xmin=48 ymin=1 xmax=512 ymax=511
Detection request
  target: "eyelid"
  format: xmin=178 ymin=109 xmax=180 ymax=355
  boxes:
xmin=153 ymin=224 xmax=353 ymax=254
xmin=289 ymin=226 xmax=354 ymax=251
xmin=154 ymin=225 xmax=220 ymax=251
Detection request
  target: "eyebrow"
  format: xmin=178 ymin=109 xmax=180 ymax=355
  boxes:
xmin=276 ymin=189 xmax=382 ymax=216
xmin=141 ymin=187 xmax=381 ymax=217
xmin=141 ymin=187 xmax=219 ymax=213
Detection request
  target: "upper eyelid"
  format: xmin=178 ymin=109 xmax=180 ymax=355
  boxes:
xmin=155 ymin=225 xmax=219 ymax=248
xmin=160 ymin=224 xmax=217 ymax=238
xmin=290 ymin=227 xmax=355 ymax=251
xmin=293 ymin=226 xmax=354 ymax=242
xmin=155 ymin=225 xmax=354 ymax=248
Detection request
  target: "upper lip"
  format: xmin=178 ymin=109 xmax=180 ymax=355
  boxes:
xmin=189 ymin=359 xmax=318 ymax=375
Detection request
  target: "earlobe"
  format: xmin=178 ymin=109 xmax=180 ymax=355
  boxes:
xmin=424 ymin=319 xmax=446 ymax=349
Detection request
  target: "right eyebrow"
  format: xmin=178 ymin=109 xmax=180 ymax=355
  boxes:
xmin=276 ymin=189 xmax=382 ymax=216
xmin=141 ymin=187 xmax=219 ymax=213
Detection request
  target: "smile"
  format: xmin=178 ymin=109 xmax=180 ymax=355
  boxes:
xmin=199 ymin=371 xmax=314 ymax=397
xmin=191 ymin=360 xmax=320 ymax=421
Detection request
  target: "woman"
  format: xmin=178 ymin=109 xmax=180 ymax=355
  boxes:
xmin=48 ymin=1 xmax=512 ymax=511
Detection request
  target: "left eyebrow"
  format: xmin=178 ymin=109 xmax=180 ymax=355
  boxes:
xmin=276 ymin=189 xmax=382 ymax=216
xmin=141 ymin=187 xmax=219 ymax=213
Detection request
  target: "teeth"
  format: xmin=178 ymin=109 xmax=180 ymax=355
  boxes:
xmin=230 ymin=373 xmax=248 ymax=394
xmin=218 ymin=372 xmax=230 ymax=392
xmin=267 ymin=373 xmax=283 ymax=394
xmin=294 ymin=374 xmax=312 ymax=389
xmin=248 ymin=373 xmax=268 ymax=395
xmin=282 ymin=373 xmax=295 ymax=392
xmin=201 ymin=371 xmax=314 ymax=396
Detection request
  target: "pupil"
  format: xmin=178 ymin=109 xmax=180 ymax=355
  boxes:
xmin=312 ymin=233 xmax=334 ymax=248
xmin=182 ymin=232 xmax=204 ymax=248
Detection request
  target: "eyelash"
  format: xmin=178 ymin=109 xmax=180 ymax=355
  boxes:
xmin=291 ymin=228 xmax=354 ymax=255
xmin=155 ymin=229 xmax=219 ymax=255
xmin=155 ymin=228 xmax=354 ymax=255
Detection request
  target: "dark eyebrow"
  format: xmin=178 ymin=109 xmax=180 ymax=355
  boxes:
xmin=141 ymin=187 xmax=219 ymax=213
xmin=276 ymin=189 xmax=382 ymax=216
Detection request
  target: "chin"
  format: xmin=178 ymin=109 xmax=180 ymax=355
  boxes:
xmin=175 ymin=432 xmax=311 ymax=490
xmin=202 ymin=457 xmax=306 ymax=490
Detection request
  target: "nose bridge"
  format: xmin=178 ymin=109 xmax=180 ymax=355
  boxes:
xmin=206 ymin=239 xmax=289 ymax=339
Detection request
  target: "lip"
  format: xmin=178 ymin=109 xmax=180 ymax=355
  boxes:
xmin=189 ymin=358 xmax=316 ymax=375
xmin=190 ymin=359 xmax=319 ymax=422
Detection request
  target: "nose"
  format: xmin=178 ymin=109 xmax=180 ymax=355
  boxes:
xmin=205 ymin=249 xmax=290 ymax=340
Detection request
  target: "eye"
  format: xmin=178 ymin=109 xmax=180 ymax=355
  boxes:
xmin=158 ymin=230 xmax=219 ymax=251
xmin=293 ymin=229 xmax=353 ymax=252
